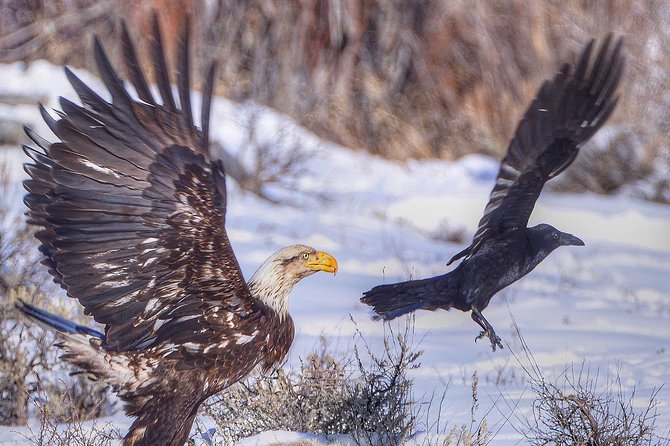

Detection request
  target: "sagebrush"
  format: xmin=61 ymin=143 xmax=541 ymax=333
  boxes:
xmin=509 ymin=323 xmax=669 ymax=446
xmin=205 ymin=321 xmax=422 ymax=446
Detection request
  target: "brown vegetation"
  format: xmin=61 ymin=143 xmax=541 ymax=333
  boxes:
xmin=510 ymin=324 xmax=669 ymax=446
xmin=22 ymin=379 xmax=120 ymax=446
xmin=2 ymin=1 xmax=669 ymax=199
xmin=1 ymin=1 xmax=667 ymax=162
xmin=187 ymin=1 xmax=670 ymax=170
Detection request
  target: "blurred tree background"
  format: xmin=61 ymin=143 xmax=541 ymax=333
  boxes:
xmin=1 ymin=0 xmax=669 ymax=199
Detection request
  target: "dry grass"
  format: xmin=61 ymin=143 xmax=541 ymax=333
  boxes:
xmin=429 ymin=220 xmax=468 ymax=246
xmin=425 ymin=372 xmax=493 ymax=446
xmin=196 ymin=1 xmax=670 ymax=167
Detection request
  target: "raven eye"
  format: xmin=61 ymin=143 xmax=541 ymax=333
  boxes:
xmin=302 ymin=252 xmax=309 ymax=260
xmin=553 ymin=233 xmax=559 ymax=239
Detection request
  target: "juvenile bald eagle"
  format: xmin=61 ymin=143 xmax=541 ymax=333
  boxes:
xmin=362 ymin=36 xmax=624 ymax=350
xmin=17 ymin=17 xmax=338 ymax=446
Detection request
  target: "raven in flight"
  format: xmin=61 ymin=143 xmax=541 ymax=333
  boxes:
xmin=362 ymin=36 xmax=624 ymax=351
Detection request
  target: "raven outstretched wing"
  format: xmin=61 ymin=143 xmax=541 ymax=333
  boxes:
xmin=449 ymin=36 xmax=624 ymax=265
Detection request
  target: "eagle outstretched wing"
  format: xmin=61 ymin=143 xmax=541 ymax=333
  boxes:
xmin=23 ymin=17 xmax=264 ymax=362
xmin=448 ymin=35 xmax=624 ymax=265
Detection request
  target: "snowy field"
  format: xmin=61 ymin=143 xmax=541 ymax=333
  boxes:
xmin=1 ymin=61 xmax=669 ymax=445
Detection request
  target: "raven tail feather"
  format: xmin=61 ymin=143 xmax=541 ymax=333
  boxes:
xmin=361 ymin=276 xmax=460 ymax=320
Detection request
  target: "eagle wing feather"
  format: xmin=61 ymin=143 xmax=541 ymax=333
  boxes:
xmin=23 ymin=16 xmax=266 ymax=361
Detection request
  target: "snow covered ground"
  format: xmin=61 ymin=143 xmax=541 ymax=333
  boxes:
xmin=1 ymin=60 xmax=669 ymax=445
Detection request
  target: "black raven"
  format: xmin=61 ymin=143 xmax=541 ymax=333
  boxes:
xmin=361 ymin=36 xmax=624 ymax=351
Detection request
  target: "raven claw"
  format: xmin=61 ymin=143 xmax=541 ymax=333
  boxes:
xmin=475 ymin=330 xmax=503 ymax=351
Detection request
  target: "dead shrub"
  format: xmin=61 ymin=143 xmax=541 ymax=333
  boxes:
xmin=33 ymin=374 xmax=114 ymax=422
xmin=0 ymin=288 xmax=114 ymax=428
xmin=525 ymin=366 xmax=665 ymax=446
xmin=0 ymin=288 xmax=53 ymax=426
xmin=204 ymin=320 xmax=422 ymax=446
xmin=0 ymin=0 xmax=113 ymax=65
xmin=23 ymin=379 xmax=121 ymax=446
xmin=509 ymin=323 xmax=668 ymax=446
xmin=4 ymin=1 xmax=669 ymax=197
xmin=552 ymin=126 xmax=652 ymax=195
xmin=210 ymin=108 xmax=320 ymax=204
xmin=429 ymin=220 xmax=468 ymax=245
xmin=1 ymin=3 xmax=665 ymax=157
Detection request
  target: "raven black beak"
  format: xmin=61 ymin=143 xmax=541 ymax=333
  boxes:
xmin=560 ymin=232 xmax=585 ymax=246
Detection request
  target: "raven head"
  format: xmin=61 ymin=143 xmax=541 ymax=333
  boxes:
xmin=529 ymin=224 xmax=585 ymax=253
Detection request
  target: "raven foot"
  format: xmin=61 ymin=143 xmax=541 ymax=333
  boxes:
xmin=471 ymin=308 xmax=504 ymax=351
xmin=475 ymin=330 xmax=503 ymax=351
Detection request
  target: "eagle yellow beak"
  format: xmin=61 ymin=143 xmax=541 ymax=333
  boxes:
xmin=306 ymin=251 xmax=338 ymax=275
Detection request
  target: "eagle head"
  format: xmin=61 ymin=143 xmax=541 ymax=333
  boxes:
xmin=277 ymin=244 xmax=339 ymax=278
xmin=248 ymin=244 xmax=338 ymax=315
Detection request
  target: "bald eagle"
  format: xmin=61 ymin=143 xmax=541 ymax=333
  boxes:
xmin=17 ymin=16 xmax=338 ymax=446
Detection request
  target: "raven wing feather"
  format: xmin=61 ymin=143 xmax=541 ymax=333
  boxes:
xmin=449 ymin=35 xmax=624 ymax=265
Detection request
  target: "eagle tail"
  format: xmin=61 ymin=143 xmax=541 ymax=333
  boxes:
xmin=15 ymin=299 xmax=104 ymax=339
xmin=361 ymin=275 xmax=460 ymax=320
xmin=15 ymin=300 xmax=131 ymax=386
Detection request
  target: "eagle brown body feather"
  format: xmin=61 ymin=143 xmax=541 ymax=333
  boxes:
xmin=50 ymin=304 xmax=294 ymax=446
xmin=18 ymin=16 xmax=335 ymax=446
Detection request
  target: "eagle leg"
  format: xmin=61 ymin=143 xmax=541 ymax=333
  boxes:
xmin=471 ymin=308 xmax=503 ymax=351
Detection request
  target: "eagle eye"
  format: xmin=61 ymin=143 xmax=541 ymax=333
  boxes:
xmin=301 ymin=252 xmax=309 ymax=260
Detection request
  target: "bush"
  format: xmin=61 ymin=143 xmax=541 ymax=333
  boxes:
xmin=23 ymin=381 xmax=120 ymax=446
xmin=205 ymin=321 xmax=422 ymax=446
xmin=551 ymin=126 xmax=652 ymax=195
xmin=429 ymin=220 xmax=468 ymax=245
xmin=525 ymin=366 xmax=665 ymax=446
xmin=510 ymin=325 xmax=669 ymax=446
xmin=4 ymin=2 xmax=669 ymax=166
xmin=209 ymin=108 xmax=318 ymax=204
